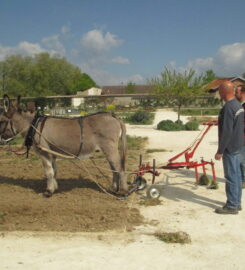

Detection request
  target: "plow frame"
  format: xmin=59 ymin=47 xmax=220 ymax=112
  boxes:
xmin=130 ymin=120 xmax=218 ymax=197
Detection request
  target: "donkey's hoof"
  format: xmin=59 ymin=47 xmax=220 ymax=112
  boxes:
xmin=116 ymin=190 xmax=128 ymax=196
xmin=43 ymin=190 xmax=53 ymax=198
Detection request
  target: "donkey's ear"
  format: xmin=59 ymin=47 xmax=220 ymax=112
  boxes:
xmin=3 ymin=95 xmax=10 ymax=113
xmin=12 ymin=95 xmax=21 ymax=109
xmin=26 ymin=101 xmax=36 ymax=113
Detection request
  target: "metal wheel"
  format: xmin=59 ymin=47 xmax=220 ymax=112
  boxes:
xmin=146 ymin=185 xmax=161 ymax=199
xmin=135 ymin=176 xmax=147 ymax=190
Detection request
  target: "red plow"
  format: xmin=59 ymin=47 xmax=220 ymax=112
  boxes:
xmin=130 ymin=120 xmax=218 ymax=198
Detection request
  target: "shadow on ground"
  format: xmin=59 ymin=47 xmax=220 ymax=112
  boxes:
xmin=0 ymin=176 xmax=103 ymax=194
xmin=148 ymin=169 xmax=224 ymax=209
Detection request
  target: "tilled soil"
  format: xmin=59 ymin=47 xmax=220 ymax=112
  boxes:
xmin=0 ymin=148 xmax=143 ymax=232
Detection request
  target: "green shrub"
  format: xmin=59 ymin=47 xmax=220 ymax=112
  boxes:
xmin=126 ymin=110 xmax=153 ymax=124
xmin=185 ymin=120 xmax=199 ymax=130
xmin=175 ymin=119 xmax=183 ymax=125
xmin=157 ymin=119 xmax=199 ymax=131
xmin=105 ymin=104 xmax=116 ymax=113
xmin=157 ymin=120 xmax=184 ymax=131
xmin=80 ymin=111 xmax=87 ymax=116
xmin=131 ymin=110 xmax=150 ymax=123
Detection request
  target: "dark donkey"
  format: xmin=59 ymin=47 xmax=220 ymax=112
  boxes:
xmin=0 ymin=95 xmax=128 ymax=196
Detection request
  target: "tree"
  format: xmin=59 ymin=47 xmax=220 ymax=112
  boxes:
xmin=0 ymin=61 xmax=8 ymax=94
xmin=150 ymin=67 xmax=204 ymax=121
xmin=29 ymin=53 xmax=84 ymax=96
xmin=125 ymin=81 xmax=136 ymax=94
xmin=0 ymin=55 xmax=33 ymax=96
xmin=0 ymin=53 xmax=97 ymax=97
xmin=202 ymin=69 xmax=217 ymax=85
xmin=73 ymin=73 xmax=97 ymax=92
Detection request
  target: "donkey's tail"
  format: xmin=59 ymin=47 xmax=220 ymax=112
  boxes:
xmin=119 ymin=119 xmax=127 ymax=171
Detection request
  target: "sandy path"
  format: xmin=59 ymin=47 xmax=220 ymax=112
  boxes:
xmin=1 ymin=109 xmax=245 ymax=270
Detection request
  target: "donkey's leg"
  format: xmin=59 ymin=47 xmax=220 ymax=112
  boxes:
xmin=101 ymin=143 xmax=128 ymax=192
xmin=41 ymin=154 xmax=58 ymax=197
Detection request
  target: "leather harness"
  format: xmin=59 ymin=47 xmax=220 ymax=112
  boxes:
xmin=24 ymin=112 xmax=85 ymax=158
xmin=24 ymin=112 xmax=47 ymax=158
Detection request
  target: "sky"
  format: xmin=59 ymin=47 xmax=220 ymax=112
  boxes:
xmin=1 ymin=0 xmax=245 ymax=86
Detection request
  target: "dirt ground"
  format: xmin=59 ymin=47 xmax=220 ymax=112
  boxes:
xmin=0 ymin=149 xmax=143 ymax=232
xmin=1 ymin=109 xmax=245 ymax=270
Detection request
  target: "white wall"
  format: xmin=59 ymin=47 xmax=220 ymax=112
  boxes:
xmin=72 ymin=97 xmax=84 ymax=107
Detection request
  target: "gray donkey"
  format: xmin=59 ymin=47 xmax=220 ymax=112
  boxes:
xmin=0 ymin=95 xmax=128 ymax=196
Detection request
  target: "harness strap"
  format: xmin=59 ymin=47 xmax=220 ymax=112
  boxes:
xmin=25 ymin=115 xmax=84 ymax=158
xmin=77 ymin=117 xmax=84 ymax=157
xmin=24 ymin=112 xmax=45 ymax=158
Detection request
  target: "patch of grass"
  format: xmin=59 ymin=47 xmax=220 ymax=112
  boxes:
xmin=8 ymin=135 xmax=24 ymax=146
xmin=198 ymin=175 xmax=210 ymax=185
xmin=4 ymin=151 xmax=12 ymax=156
xmin=29 ymin=156 xmax=40 ymax=162
xmin=198 ymin=175 xmax=218 ymax=189
xmin=154 ymin=231 xmax=191 ymax=244
xmin=127 ymin=154 xmax=137 ymax=160
xmin=180 ymin=108 xmax=219 ymax=116
xmin=125 ymin=135 xmax=148 ymax=174
xmin=207 ymin=180 xmax=219 ymax=189
xmin=146 ymin=148 xmax=169 ymax=153
xmin=139 ymin=198 xmax=162 ymax=206
xmin=126 ymin=135 xmax=148 ymax=150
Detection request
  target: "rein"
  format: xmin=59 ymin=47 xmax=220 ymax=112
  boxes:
xmin=0 ymin=118 xmax=17 ymax=142
xmin=0 ymin=112 xmax=45 ymax=157
xmin=1 ymin=112 xmax=131 ymax=199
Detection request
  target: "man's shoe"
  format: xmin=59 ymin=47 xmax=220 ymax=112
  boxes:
xmin=223 ymin=203 xmax=242 ymax=211
xmin=242 ymin=182 xmax=245 ymax=189
xmin=215 ymin=206 xmax=238 ymax=215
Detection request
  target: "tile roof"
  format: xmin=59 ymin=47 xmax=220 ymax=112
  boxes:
xmin=204 ymin=77 xmax=245 ymax=92
xmin=101 ymin=85 xmax=154 ymax=95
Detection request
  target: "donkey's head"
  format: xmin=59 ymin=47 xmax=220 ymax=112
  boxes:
xmin=0 ymin=95 xmax=21 ymax=144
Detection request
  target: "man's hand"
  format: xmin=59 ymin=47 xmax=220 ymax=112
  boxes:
xmin=215 ymin=153 xmax=223 ymax=160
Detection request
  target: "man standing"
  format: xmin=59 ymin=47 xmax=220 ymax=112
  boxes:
xmin=215 ymin=81 xmax=244 ymax=214
xmin=235 ymin=84 xmax=245 ymax=189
